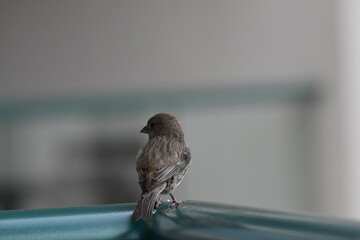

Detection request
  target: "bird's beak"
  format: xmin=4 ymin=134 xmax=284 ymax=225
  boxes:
xmin=140 ymin=126 xmax=150 ymax=134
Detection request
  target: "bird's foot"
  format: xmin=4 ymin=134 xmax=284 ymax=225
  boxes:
xmin=154 ymin=198 xmax=163 ymax=209
xmin=170 ymin=199 xmax=184 ymax=208
xmin=169 ymin=193 xmax=183 ymax=208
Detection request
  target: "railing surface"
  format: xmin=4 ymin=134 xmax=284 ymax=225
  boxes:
xmin=1 ymin=201 xmax=360 ymax=240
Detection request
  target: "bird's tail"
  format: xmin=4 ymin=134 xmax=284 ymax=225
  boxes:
xmin=132 ymin=190 xmax=159 ymax=221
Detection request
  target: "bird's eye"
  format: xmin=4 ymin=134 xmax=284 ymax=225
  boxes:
xmin=149 ymin=123 xmax=155 ymax=128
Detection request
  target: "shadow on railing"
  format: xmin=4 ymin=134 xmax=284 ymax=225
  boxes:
xmin=1 ymin=200 xmax=359 ymax=240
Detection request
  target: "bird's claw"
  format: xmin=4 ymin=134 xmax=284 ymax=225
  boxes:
xmin=169 ymin=199 xmax=184 ymax=208
xmin=154 ymin=199 xmax=163 ymax=209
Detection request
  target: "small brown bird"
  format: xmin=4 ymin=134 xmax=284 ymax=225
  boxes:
xmin=132 ymin=113 xmax=191 ymax=221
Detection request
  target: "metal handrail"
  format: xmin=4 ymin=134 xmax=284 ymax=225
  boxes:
xmin=1 ymin=200 xmax=360 ymax=240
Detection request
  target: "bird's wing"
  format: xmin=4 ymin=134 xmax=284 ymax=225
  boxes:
xmin=137 ymin=162 xmax=178 ymax=192
xmin=145 ymin=147 xmax=191 ymax=192
xmin=152 ymin=164 xmax=180 ymax=182
xmin=145 ymin=163 xmax=178 ymax=192
xmin=152 ymin=147 xmax=191 ymax=182
xmin=137 ymin=161 xmax=174 ymax=192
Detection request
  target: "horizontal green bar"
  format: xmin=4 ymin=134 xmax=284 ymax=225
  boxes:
xmin=0 ymin=203 xmax=144 ymax=240
xmin=1 ymin=201 xmax=359 ymax=240
xmin=0 ymin=83 xmax=316 ymax=121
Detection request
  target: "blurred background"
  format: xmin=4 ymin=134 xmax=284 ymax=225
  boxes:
xmin=0 ymin=0 xmax=359 ymax=220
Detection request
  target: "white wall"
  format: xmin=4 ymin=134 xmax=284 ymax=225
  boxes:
xmin=180 ymin=105 xmax=314 ymax=212
xmin=1 ymin=0 xmax=335 ymax=99
xmin=338 ymin=0 xmax=360 ymax=219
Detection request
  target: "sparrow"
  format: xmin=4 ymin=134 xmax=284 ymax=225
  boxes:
xmin=132 ymin=113 xmax=191 ymax=221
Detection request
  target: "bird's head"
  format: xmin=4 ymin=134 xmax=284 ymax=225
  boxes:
xmin=140 ymin=113 xmax=184 ymax=139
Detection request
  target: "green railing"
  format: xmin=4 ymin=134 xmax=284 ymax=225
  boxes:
xmin=1 ymin=201 xmax=360 ymax=240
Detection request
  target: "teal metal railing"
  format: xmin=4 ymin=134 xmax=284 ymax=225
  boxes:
xmin=1 ymin=201 xmax=359 ymax=240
